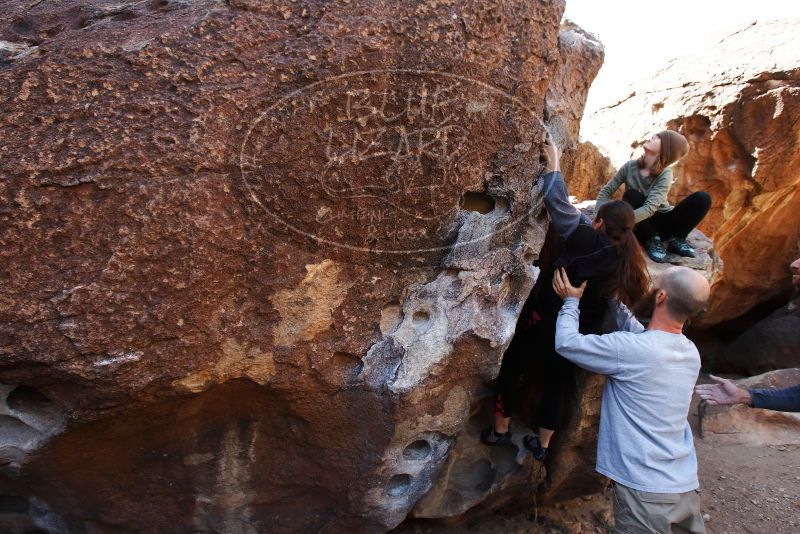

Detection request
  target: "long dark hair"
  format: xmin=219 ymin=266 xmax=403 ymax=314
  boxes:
xmin=595 ymin=200 xmax=649 ymax=307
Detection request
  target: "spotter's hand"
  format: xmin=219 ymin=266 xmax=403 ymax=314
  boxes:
xmin=552 ymin=267 xmax=586 ymax=300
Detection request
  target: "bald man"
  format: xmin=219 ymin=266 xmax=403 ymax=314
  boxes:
xmin=550 ymin=266 xmax=710 ymax=534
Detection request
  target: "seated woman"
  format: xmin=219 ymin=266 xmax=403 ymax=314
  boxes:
xmin=596 ymin=130 xmax=711 ymax=263
xmin=481 ymin=136 xmax=649 ymax=461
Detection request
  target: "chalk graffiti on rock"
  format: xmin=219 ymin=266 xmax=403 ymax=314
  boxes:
xmin=239 ymin=70 xmax=540 ymax=255
xmin=320 ymin=83 xmax=469 ymax=200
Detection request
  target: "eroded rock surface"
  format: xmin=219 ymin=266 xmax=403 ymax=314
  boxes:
xmin=584 ymin=19 xmax=800 ymax=327
xmin=0 ymin=0 xmax=609 ymax=531
xmin=563 ymin=141 xmax=616 ymax=202
xmin=698 ymin=369 xmax=800 ymax=446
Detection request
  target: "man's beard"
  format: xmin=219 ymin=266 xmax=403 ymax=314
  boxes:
xmin=632 ymin=288 xmax=658 ymax=321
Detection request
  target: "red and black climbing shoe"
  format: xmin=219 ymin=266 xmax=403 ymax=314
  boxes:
xmin=480 ymin=427 xmax=513 ymax=447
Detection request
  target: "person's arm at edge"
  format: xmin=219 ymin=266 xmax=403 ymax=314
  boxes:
xmin=632 ymin=168 xmax=673 ymax=223
xmin=555 ymin=297 xmax=621 ymax=375
xmin=749 ymin=384 xmax=800 ymax=413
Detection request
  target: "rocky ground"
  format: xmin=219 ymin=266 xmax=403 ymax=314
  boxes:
xmin=397 ymin=378 xmax=800 ymax=534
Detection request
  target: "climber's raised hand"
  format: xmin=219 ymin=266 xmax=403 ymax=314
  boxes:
xmin=542 ymin=133 xmax=560 ymax=174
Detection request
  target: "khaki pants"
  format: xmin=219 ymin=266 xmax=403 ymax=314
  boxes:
xmin=612 ymin=482 xmax=706 ymax=534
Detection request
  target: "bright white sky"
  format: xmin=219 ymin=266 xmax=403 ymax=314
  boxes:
xmin=563 ymin=0 xmax=800 ymax=116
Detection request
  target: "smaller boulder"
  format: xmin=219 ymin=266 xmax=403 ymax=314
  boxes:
xmin=698 ymin=369 xmax=800 ymax=446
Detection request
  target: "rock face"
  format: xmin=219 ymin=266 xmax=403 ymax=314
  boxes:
xmin=0 ymin=1 xmax=608 ymax=532
xmin=544 ymin=21 xmax=603 ymax=179
xmin=713 ymin=298 xmax=800 ymax=376
xmin=583 ymin=19 xmax=800 ymax=327
xmin=698 ymin=369 xmax=800 ymax=446
xmin=563 ymin=141 xmax=616 ymax=202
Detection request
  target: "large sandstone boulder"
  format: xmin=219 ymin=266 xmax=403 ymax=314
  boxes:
xmin=713 ymin=298 xmax=800 ymax=376
xmin=0 ymin=1 xmax=607 ymax=531
xmin=583 ymin=19 xmax=800 ymax=327
xmin=698 ymin=369 xmax=800 ymax=446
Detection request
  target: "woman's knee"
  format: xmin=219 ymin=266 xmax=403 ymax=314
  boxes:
xmin=685 ymin=191 xmax=712 ymax=210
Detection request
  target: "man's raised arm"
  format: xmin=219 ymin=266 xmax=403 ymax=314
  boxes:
xmin=552 ymin=269 xmax=620 ymax=376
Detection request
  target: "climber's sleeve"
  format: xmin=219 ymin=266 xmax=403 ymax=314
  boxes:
xmin=538 ymin=171 xmax=590 ymax=240
xmin=555 ymin=297 xmax=620 ymax=375
xmin=632 ymin=168 xmax=673 ymax=223
xmin=749 ymin=384 xmax=800 ymax=412
xmin=608 ymin=299 xmax=646 ymax=333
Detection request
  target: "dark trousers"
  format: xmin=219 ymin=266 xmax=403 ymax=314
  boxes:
xmin=495 ymin=316 xmax=574 ymax=431
xmin=622 ymin=189 xmax=711 ymax=243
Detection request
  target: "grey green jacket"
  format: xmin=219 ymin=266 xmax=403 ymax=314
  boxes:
xmin=596 ymin=160 xmax=674 ymax=223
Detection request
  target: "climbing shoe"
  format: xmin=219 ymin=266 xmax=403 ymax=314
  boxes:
xmin=480 ymin=427 xmax=512 ymax=447
xmin=523 ymin=434 xmax=548 ymax=461
xmin=645 ymin=236 xmax=667 ymax=263
xmin=667 ymin=237 xmax=696 ymax=258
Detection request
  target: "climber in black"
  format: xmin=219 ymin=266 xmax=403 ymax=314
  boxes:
xmin=481 ymin=135 xmax=650 ymax=461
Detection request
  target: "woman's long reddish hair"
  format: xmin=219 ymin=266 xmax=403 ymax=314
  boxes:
xmin=596 ymin=200 xmax=650 ymax=307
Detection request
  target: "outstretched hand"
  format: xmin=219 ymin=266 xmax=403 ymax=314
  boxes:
xmin=694 ymin=375 xmax=751 ymax=406
xmin=542 ymin=134 xmax=560 ymax=174
xmin=552 ymin=267 xmax=586 ymax=300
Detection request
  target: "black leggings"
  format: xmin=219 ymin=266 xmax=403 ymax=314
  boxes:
xmin=622 ymin=189 xmax=711 ymax=243
xmin=494 ymin=316 xmax=575 ymax=431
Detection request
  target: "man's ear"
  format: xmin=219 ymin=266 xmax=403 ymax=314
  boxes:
xmin=655 ymin=290 xmax=668 ymax=305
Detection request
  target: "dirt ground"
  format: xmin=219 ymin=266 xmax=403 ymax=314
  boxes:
xmin=398 ymin=384 xmax=800 ymax=534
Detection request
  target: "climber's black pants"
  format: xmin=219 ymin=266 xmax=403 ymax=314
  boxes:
xmin=623 ymin=189 xmax=711 ymax=244
xmin=494 ymin=316 xmax=575 ymax=431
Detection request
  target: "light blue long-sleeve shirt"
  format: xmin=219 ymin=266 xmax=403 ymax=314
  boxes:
xmin=555 ymin=297 xmax=700 ymax=493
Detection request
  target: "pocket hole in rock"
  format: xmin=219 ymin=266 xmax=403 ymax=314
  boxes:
xmin=411 ymin=310 xmax=430 ymax=330
xmin=460 ymin=191 xmax=495 ymax=214
xmin=7 ymin=386 xmax=51 ymax=411
xmin=452 ymin=458 xmax=495 ymax=493
xmin=386 ymin=474 xmax=412 ymax=497
xmin=402 ymin=439 xmax=432 ymax=461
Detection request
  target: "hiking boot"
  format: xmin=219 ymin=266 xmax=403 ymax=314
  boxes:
xmin=523 ymin=434 xmax=548 ymax=461
xmin=645 ymin=236 xmax=667 ymax=263
xmin=480 ymin=427 xmax=513 ymax=447
xmin=667 ymin=237 xmax=696 ymax=258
